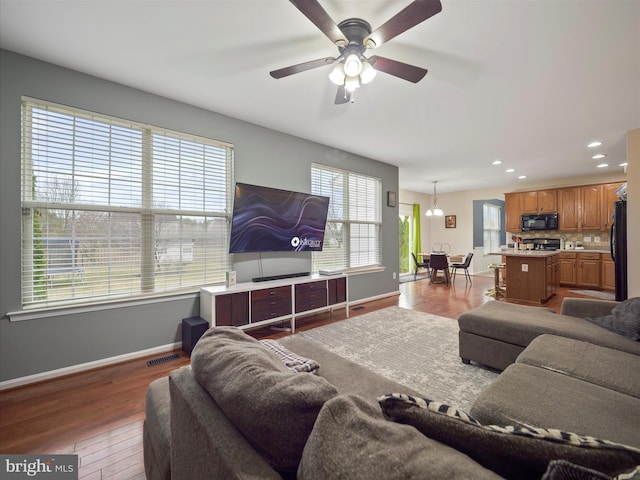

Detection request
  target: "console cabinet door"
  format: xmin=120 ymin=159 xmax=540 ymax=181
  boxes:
xmin=328 ymin=277 xmax=347 ymax=305
xmin=215 ymin=292 xmax=249 ymax=327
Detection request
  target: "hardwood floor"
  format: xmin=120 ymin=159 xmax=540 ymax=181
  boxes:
xmin=0 ymin=276 xmax=605 ymax=478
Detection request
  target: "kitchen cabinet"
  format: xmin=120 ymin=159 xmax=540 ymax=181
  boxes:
xmin=577 ymin=253 xmax=601 ymax=289
xmin=545 ymin=254 xmax=560 ymax=299
xmin=521 ymin=189 xmax=557 ymax=214
xmin=559 ymin=252 xmax=577 ymax=286
xmin=503 ymin=251 xmax=558 ymax=303
xmin=558 ymin=185 xmax=601 ymax=231
xmin=602 ymin=256 xmax=615 ymax=291
xmin=602 ymin=183 xmax=621 ymax=231
xmin=505 ymin=193 xmax=522 ymax=232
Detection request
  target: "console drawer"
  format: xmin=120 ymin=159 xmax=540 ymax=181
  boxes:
xmin=251 ymin=286 xmax=291 ymax=322
xmin=295 ymin=286 xmax=327 ymax=313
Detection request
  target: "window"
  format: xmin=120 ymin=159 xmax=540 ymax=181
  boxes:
xmin=21 ymin=98 xmax=233 ymax=309
xmin=483 ymin=203 xmax=501 ymax=255
xmin=311 ymin=163 xmax=382 ymax=272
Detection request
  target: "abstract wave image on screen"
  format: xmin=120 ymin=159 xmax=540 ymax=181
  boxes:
xmin=229 ymin=183 xmax=330 ymax=253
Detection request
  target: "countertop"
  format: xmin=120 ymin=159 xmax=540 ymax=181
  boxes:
xmin=494 ymin=248 xmax=610 ymax=257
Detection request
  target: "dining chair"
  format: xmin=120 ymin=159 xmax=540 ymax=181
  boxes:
xmin=429 ymin=253 xmax=450 ymax=284
xmin=411 ymin=253 xmax=430 ymax=280
xmin=450 ymin=252 xmax=474 ymax=285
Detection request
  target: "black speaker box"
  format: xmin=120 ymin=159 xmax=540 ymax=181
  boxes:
xmin=182 ymin=316 xmax=209 ymax=357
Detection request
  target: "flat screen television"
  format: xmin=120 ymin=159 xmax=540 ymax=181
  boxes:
xmin=229 ymin=182 xmax=330 ymax=253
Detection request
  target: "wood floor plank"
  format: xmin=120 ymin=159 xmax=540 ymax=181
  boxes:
xmin=0 ymin=277 xmax=604 ymax=479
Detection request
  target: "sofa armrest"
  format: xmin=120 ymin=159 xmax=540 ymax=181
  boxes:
xmin=560 ymin=297 xmax=618 ymax=319
xmin=169 ymin=366 xmax=282 ymax=480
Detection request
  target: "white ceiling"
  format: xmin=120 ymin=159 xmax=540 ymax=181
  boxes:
xmin=1 ymin=0 xmax=638 ymax=194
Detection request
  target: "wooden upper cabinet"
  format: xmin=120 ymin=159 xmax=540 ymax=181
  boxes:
xmin=580 ymin=184 xmax=602 ymax=231
xmin=558 ymin=187 xmax=580 ymax=231
xmin=505 ymin=193 xmax=522 ymax=232
xmin=602 ymin=183 xmax=621 ymax=231
xmin=521 ymin=190 xmax=557 ymax=214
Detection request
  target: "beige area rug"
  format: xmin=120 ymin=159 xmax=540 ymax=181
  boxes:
xmin=297 ymin=306 xmax=499 ymax=411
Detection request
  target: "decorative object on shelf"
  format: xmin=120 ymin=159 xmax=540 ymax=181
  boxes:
xmin=445 ymin=215 xmax=456 ymax=228
xmin=387 ymin=191 xmax=397 ymax=207
xmin=426 ymin=180 xmax=444 ymax=216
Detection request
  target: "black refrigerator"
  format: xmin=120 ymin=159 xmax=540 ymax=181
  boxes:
xmin=611 ymin=200 xmax=628 ymax=301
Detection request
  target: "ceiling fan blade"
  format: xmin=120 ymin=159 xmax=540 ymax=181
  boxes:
xmin=369 ymin=56 xmax=428 ymax=83
xmin=334 ymin=86 xmax=353 ymax=105
xmin=270 ymin=57 xmax=336 ymax=79
xmin=364 ymin=0 xmax=442 ymax=48
xmin=289 ymin=0 xmax=348 ymax=47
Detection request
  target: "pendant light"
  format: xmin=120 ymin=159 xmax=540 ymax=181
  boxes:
xmin=425 ymin=181 xmax=444 ymax=216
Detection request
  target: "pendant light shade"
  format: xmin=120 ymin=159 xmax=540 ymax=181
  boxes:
xmin=426 ymin=181 xmax=444 ymax=216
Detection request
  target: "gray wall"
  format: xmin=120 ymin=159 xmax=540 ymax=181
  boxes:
xmin=0 ymin=50 xmax=399 ymax=383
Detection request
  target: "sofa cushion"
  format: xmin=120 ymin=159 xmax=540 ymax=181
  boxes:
xmin=298 ymin=394 xmax=503 ymax=480
xmin=585 ymin=297 xmax=640 ymax=341
xmin=379 ymin=393 xmax=640 ymax=480
xmin=259 ymin=339 xmax=320 ymax=373
xmin=516 ymin=335 xmax=640 ymax=398
xmin=191 ymin=327 xmax=338 ymax=475
xmin=458 ymin=301 xmax=640 ymax=356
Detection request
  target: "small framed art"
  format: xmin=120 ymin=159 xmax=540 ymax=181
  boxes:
xmin=445 ymin=215 xmax=456 ymax=228
xmin=387 ymin=191 xmax=397 ymax=207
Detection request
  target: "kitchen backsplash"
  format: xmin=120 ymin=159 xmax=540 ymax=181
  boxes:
xmin=506 ymin=230 xmax=610 ymax=249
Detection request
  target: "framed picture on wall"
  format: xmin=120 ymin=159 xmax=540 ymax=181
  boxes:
xmin=387 ymin=191 xmax=397 ymax=207
xmin=445 ymin=215 xmax=456 ymax=228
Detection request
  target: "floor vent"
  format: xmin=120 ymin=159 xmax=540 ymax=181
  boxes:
xmin=147 ymin=353 xmax=181 ymax=367
xmin=351 ymin=306 xmax=366 ymax=311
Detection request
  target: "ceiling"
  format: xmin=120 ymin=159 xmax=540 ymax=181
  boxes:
xmin=1 ymin=0 xmax=638 ymax=194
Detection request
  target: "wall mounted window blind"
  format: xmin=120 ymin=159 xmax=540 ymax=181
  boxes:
xmin=311 ymin=163 xmax=382 ymax=272
xmin=483 ymin=203 xmax=501 ymax=256
xmin=21 ymin=98 xmax=233 ymax=309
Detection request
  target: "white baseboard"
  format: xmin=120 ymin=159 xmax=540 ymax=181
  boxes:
xmin=350 ymin=290 xmax=400 ymax=306
xmin=0 ymin=342 xmax=182 ymax=391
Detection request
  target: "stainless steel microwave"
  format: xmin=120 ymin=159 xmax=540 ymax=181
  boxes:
xmin=521 ymin=213 xmax=558 ymax=231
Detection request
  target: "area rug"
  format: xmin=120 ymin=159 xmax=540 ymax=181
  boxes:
xmin=297 ymin=306 xmax=498 ymax=411
xmin=570 ymin=289 xmax=616 ymax=301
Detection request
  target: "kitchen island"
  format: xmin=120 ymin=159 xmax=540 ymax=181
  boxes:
xmin=496 ymin=249 xmax=560 ymax=304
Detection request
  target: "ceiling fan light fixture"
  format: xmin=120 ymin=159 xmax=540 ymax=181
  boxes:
xmin=359 ymin=60 xmax=377 ymax=84
xmin=343 ymin=53 xmax=362 ymax=77
xmin=344 ymin=75 xmax=360 ymax=92
xmin=329 ymin=62 xmax=346 ymax=85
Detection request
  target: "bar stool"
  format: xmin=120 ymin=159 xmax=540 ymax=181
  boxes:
xmin=486 ymin=263 xmax=506 ymax=298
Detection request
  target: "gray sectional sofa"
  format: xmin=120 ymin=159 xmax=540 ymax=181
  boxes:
xmin=144 ymin=298 xmax=640 ymax=480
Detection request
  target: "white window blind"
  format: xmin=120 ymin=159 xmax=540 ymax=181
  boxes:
xmin=311 ymin=163 xmax=382 ymax=271
xmin=21 ymin=98 xmax=233 ymax=309
xmin=483 ymin=203 xmax=501 ymax=255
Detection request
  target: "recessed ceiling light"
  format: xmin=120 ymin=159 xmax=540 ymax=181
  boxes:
xmin=587 ymin=141 xmax=602 ymax=148
xmin=492 ymin=160 xmax=503 ymax=165
xmin=505 ymin=168 xmax=515 ymax=173
xmin=597 ymin=163 xmax=609 ymax=168
xmin=592 ymin=154 xmax=606 ymax=159
xmin=518 ymin=175 xmax=527 ymax=179
xmin=619 ymin=162 xmax=628 ymax=167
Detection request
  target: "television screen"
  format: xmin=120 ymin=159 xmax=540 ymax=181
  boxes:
xmin=229 ymin=183 xmax=330 ymax=253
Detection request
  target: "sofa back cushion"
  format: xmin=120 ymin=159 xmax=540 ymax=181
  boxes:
xmin=298 ymin=394 xmax=503 ymax=480
xmin=379 ymin=393 xmax=640 ymax=480
xmin=191 ymin=327 xmax=337 ymax=475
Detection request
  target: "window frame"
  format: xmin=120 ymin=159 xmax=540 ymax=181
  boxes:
xmin=19 ymin=98 xmax=234 ymax=312
xmin=311 ymin=163 xmax=382 ymax=272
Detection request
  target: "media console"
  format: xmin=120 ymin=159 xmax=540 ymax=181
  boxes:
xmin=199 ymin=273 xmax=348 ymax=333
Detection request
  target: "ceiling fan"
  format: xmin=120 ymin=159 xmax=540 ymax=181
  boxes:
xmin=270 ymin=0 xmax=442 ymax=104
